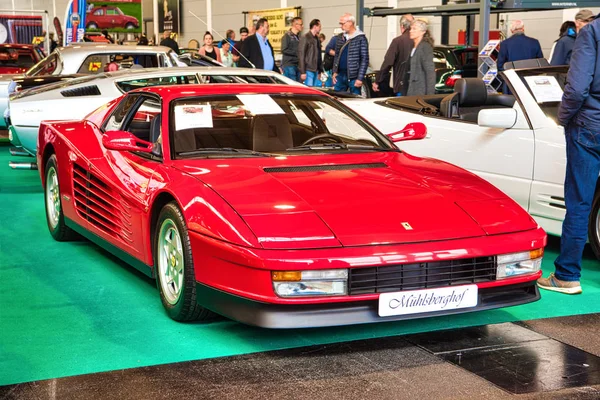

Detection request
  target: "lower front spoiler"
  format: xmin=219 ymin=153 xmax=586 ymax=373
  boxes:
xmin=197 ymin=281 xmax=540 ymax=329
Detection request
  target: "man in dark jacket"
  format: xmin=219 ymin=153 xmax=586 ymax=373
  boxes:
xmin=551 ymin=10 xmax=594 ymax=65
xmin=281 ymin=17 xmax=302 ymax=82
xmin=373 ymin=14 xmax=413 ymax=96
xmin=497 ymin=20 xmax=543 ymax=71
xmin=298 ymin=19 xmax=323 ymax=86
xmin=160 ymin=30 xmax=179 ymax=54
xmin=333 ymin=13 xmax=369 ymax=96
xmin=537 ymin=13 xmax=600 ymax=295
xmin=238 ymin=18 xmax=278 ymax=72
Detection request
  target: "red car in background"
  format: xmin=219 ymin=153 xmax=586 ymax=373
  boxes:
xmin=37 ymin=84 xmax=546 ymax=328
xmin=86 ymin=6 xmax=139 ymax=30
xmin=0 ymin=44 xmax=44 ymax=74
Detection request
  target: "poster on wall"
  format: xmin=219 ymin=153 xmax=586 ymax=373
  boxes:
xmin=0 ymin=15 xmax=43 ymax=45
xmin=85 ymin=0 xmax=142 ymax=33
xmin=157 ymin=0 xmax=180 ymax=34
xmin=244 ymin=7 xmax=301 ymax=53
xmin=65 ymin=0 xmax=87 ymax=45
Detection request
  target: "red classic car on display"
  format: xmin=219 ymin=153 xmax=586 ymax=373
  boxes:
xmin=86 ymin=6 xmax=139 ymax=30
xmin=0 ymin=44 xmax=44 ymax=74
xmin=37 ymin=84 xmax=546 ymax=328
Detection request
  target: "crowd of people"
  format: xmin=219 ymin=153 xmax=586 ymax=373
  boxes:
xmin=150 ymin=12 xmax=437 ymax=96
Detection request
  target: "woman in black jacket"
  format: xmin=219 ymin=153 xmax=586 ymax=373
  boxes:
xmin=406 ymin=19 xmax=435 ymax=96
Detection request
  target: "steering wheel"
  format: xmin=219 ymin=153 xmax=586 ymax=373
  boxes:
xmin=301 ymin=134 xmax=343 ymax=146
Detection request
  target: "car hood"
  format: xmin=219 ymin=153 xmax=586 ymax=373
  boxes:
xmin=176 ymin=153 xmax=536 ymax=249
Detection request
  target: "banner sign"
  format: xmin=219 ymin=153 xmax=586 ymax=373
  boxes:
xmin=244 ymin=7 xmax=301 ymax=53
xmin=157 ymin=0 xmax=180 ymax=34
xmin=85 ymin=0 xmax=142 ymax=33
xmin=65 ymin=0 xmax=87 ymax=45
xmin=0 ymin=15 xmax=43 ymax=45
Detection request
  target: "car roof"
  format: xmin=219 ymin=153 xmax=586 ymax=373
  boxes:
xmin=134 ymin=84 xmax=327 ymax=102
xmin=57 ymin=43 xmax=173 ymax=55
xmin=101 ymin=66 xmax=286 ymax=79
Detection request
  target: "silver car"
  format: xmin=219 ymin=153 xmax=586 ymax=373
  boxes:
xmin=8 ymin=67 xmax=300 ymax=160
xmin=0 ymin=44 xmax=182 ymax=129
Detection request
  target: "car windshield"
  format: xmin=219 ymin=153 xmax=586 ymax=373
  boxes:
xmin=171 ymin=94 xmax=394 ymax=158
xmin=516 ymin=67 xmax=568 ymax=125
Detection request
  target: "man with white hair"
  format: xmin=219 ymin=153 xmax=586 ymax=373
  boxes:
xmin=497 ymin=19 xmax=543 ymax=71
xmin=332 ymin=13 xmax=369 ymax=95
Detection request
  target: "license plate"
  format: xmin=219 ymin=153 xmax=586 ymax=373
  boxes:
xmin=378 ymin=285 xmax=478 ymax=317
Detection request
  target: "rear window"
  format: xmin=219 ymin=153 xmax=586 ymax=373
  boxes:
xmin=77 ymin=53 xmax=159 ymax=74
xmin=116 ymin=75 xmax=200 ymax=92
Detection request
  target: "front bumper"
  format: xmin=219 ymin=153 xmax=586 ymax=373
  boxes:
xmin=197 ymin=280 xmax=540 ymax=329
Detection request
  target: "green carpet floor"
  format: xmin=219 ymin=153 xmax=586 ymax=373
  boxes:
xmin=1 ymin=144 xmax=599 ymax=386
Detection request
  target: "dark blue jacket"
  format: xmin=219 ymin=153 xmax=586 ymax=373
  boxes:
xmin=550 ymin=28 xmax=576 ymax=66
xmin=333 ymin=30 xmax=369 ymax=81
xmin=497 ymin=33 xmax=543 ymax=70
xmin=558 ymin=14 xmax=600 ymax=130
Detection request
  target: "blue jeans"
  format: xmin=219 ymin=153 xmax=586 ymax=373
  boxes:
xmin=283 ymin=65 xmax=301 ymax=82
xmin=334 ymin=71 xmax=361 ymax=95
xmin=304 ymin=70 xmax=318 ymax=86
xmin=554 ymin=120 xmax=600 ymax=281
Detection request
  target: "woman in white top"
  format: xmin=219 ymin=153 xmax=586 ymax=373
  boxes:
xmin=220 ymin=39 xmax=233 ymax=67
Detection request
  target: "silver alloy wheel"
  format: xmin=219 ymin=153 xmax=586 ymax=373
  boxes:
xmin=46 ymin=166 xmax=60 ymax=229
xmin=158 ymin=218 xmax=184 ymax=305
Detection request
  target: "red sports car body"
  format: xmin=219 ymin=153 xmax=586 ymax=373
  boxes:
xmin=37 ymin=84 xmax=546 ymax=328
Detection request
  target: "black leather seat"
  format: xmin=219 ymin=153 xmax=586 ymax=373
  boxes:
xmin=149 ymin=114 xmax=161 ymax=143
xmin=252 ymin=115 xmax=293 ymax=152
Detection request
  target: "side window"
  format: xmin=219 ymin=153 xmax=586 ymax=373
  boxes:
xmin=104 ymin=94 xmax=140 ymax=132
xmin=93 ymin=9 xmax=103 ymax=16
xmin=433 ymin=51 xmax=448 ymax=70
xmin=121 ymin=96 xmax=162 ymax=146
xmin=116 ymin=75 xmax=199 ymax=92
xmin=28 ymin=53 xmax=59 ymax=76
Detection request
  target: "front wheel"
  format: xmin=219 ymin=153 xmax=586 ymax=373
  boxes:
xmin=588 ymin=189 xmax=600 ymax=259
xmin=86 ymin=22 xmax=98 ymax=30
xmin=154 ymin=202 xmax=213 ymax=321
xmin=44 ymin=155 xmax=76 ymax=241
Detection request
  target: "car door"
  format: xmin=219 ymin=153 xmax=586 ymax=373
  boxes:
xmin=87 ymin=93 xmax=162 ymax=260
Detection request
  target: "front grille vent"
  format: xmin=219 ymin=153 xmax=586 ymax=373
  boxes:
xmin=264 ymin=163 xmax=387 ymax=173
xmin=72 ymin=163 xmax=133 ymax=243
xmin=349 ymin=256 xmax=496 ymax=295
xmin=61 ymin=85 xmax=101 ymax=97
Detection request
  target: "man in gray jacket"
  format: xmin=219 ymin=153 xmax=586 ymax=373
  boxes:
xmin=280 ymin=17 xmax=303 ymax=82
xmin=374 ymin=14 xmax=413 ymax=96
xmin=298 ymin=19 xmax=323 ymax=86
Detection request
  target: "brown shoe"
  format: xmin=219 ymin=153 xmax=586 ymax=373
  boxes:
xmin=537 ymin=273 xmax=582 ymax=294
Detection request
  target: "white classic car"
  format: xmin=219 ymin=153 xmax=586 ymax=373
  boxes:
xmin=0 ymin=44 xmax=182 ymax=129
xmin=344 ymin=66 xmax=600 ymax=258
xmin=8 ymin=67 xmax=300 ymax=157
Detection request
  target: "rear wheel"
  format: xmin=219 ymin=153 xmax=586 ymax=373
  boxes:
xmin=44 ymin=155 xmax=76 ymax=241
xmin=86 ymin=22 xmax=98 ymax=30
xmin=154 ymin=202 xmax=213 ymax=321
xmin=588 ymin=189 xmax=600 ymax=259
xmin=125 ymin=23 xmax=136 ymax=30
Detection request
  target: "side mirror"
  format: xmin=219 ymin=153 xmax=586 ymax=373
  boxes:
xmin=386 ymin=122 xmax=428 ymax=143
xmin=102 ymin=130 xmax=153 ymax=153
xmin=478 ymin=108 xmax=517 ymax=129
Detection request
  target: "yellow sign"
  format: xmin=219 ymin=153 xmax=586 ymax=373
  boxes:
xmin=245 ymin=7 xmax=301 ymax=53
xmin=88 ymin=62 xmax=102 ymax=72
xmin=32 ymin=36 xmax=44 ymax=45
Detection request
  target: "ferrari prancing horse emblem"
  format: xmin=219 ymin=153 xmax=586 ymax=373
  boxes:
xmin=401 ymin=222 xmax=413 ymax=230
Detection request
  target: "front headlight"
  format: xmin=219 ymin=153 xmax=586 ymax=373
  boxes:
xmin=496 ymin=248 xmax=544 ymax=279
xmin=272 ymin=269 xmax=348 ymax=297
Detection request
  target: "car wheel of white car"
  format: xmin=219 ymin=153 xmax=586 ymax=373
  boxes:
xmin=44 ymin=155 xmax=76 ymax=241
xmin=588 ymin=190 xmax=600 ymax=260
xmin=155 ymin=202 xmax=214 ymax=321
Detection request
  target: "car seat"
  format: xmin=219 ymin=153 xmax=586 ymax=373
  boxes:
xmin=252 ymin=114 xmax=293 ymax=152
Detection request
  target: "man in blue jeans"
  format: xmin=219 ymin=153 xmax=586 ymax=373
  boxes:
xmin=537 ymin=12 xmax=600 ymax=295
xmin=280 ymin=17 xmax=303 ymax=82
xmin=299 ymin=19 xmax=323 ymax=87
xmin=332 ymin=13 xmax=369 ymax=96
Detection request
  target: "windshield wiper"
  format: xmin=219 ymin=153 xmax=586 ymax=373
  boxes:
xmin=287 ymin=143 xmax=390 ymax=152
xmin=178 ymin=148 xmax=271 ymax=157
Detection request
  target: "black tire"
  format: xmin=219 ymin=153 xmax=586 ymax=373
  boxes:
xmin=588 ymin=189 xmax=600 ymax=259
xmin=44 ymin=155 xmax=77 ymax=241
xmin=125 ymin=23 xmax=136 ymax=30
xmin=86 ymin=22 xmax=97 ymax=30
xmin=154 ymin=202 xmax=213 ymax=321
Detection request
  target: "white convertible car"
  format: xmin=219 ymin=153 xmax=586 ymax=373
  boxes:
xmin=7 ymin=67 xmax=300 ymax=157
xmin=344 ymin=66 xmax=600 ymax=258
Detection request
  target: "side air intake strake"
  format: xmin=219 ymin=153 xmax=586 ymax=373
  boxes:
xmin=264 ymin=163 xmax=388 ymax=173
xmin=61 ymin=85 xmax=101 ymax=97
xmin=72 ymin=163 xmax=133 ymax=243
